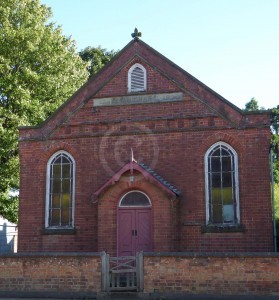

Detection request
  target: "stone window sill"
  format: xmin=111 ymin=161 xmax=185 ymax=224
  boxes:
xmin=42 ymin=228 xmax=76 ymax=235
xmin=201 ymin=224 xmax=245 ymax=233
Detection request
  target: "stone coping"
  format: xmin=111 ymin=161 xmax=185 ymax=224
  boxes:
xmin=143 ymin=251 xmax=279 ymax=258
xmin=0 ymin=291 xmax=97 ymax=299
xmin=1 ymin=251 xmax=278 ymax=258
xmin=0 ymin=251 xmax=104 ymax=258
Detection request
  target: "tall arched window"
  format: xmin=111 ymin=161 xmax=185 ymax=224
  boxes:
xmin=45 ymin=151 xmax=75 ymax=228
xmin=205 ymin=142 xmax=239 ymax=225
xmin=128 ymin=63 xmax=146 ymax=93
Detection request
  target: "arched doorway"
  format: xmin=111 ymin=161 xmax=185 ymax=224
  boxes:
xmin=117 ymin=191 xmax=152 ymax=256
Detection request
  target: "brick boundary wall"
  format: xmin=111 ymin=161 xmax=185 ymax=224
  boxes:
xmin=143 ymin=252 xmax=279 ymax=297
xmin=1 ymin=252 xmax=279 ymax=298
xmin=0 ymin=252 xmax=103 ymax=298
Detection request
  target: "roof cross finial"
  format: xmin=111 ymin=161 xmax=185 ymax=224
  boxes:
xmin=131 ymin=28 xmax=142 ymax=40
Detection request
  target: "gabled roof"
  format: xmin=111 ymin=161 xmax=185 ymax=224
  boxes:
xmin=19 ymin=37 xmax=270 ymax=141
xmin=94 ymin=161 xmax=181 ymax=199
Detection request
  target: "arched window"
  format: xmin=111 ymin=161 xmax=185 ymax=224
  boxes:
xmin=128 ymin=63 xmax=146 ymax=93
xmin=205 ymin=142 xmax=239 ymax=225
xmin=45 ymin=151 xmax=75 ymax=228
xmin=119 ymin=191 xmax=151 ymax=207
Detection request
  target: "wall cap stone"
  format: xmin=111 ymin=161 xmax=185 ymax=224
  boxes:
xmin=143 ymin=252 xmax=279 ymax=258
xmin=0 ymin=251 xmax=104 ymax=258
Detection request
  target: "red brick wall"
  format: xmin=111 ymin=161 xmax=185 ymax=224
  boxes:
xmin=18 ymin=40 xmax=273 ymax=254
xmin=0 ymin=253 xmax=102 ymax=296
xmin=1 ymin=252 xmax=279 ymax=297
xmin=18 ymin=124 xmax=273 ymax=253
xmin=144 ymin=253 xmax=279 ymax=296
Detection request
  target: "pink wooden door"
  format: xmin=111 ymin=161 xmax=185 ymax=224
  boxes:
xmin=117 ymin=210 xmax=135 ymax=256
xmin=118 ymin=208 xmax=152 ymax=256
xmin=136 ymin=210 xmax=152 ymax=252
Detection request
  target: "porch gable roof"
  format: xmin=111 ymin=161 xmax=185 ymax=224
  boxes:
xmin=94 ymin=161 xmax=181 ymax=198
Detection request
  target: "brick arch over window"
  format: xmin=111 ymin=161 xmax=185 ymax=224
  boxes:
xmin=41 ymin=143 xmax=80 ymax=165
xmin=45 ymin=150 xmax=75 ymax=229
xmin=128 ymin=63 xmax=146 ymax=92
xmin=200 ymin=132 xmax=243 ymax=156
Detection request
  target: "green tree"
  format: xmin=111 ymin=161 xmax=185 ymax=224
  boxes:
xmin=0 ymin=0 xmax=88 ymax=222
xmin=243 ymin=99 xmax=279 ymax=222
xmin=79 ymin=46 xmax=118 ymax=78
xmin=270 ymin=106 xmax=279 ymax=239
xmin=274 ymin=182 xmax=279 ymax=238
xmin=271 ymin=105 xmax=279 ymax=184
xmin=271 ymin=105 xmax=279 ymax=136
xmin=244 ymin=97 xmax=260 ymax=112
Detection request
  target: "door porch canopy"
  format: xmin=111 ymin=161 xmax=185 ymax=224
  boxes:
xmin=94 ymin=161 xmax=181 ymax=200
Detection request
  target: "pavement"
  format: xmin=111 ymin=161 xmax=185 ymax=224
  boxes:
xmin=1 ymin=296 xmax=279 ymax=300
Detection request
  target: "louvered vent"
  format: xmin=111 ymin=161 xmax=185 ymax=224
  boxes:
xmin=131 ymin=67 xmax=145 ymax=91
xmin=128 ymin=64 xmax=146 ymax=92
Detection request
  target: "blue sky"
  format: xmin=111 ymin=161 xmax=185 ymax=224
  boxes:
xmin=40 ymin=0 xmax=279 ymax=110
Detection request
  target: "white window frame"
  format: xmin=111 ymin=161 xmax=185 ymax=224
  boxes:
xmin=45 ymin=150 xmax=76 ymax=228
xmin=204 ymin=142 xmax=240 ymax=225
xmin=119 ymin=190 xmax=152 ymax=207
xmin=128 ymin=63 xmax=147 ymax=93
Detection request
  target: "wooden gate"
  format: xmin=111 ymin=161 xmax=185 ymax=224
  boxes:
xmin=102 ymin=252 xmax=143 ymax=292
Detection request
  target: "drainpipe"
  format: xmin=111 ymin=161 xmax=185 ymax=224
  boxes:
xmin=270 ymin=145 xmax=277 ymax=252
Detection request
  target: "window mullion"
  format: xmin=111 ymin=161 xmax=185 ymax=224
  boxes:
xmin=209 ymin=156 xmax=213 ymax=223
xmin=50 ymin=163 xmax=54 ymax=226
xmin=231 ymin=155 xmax=236 ymax=222
xmin=220 ymin=146 xmax=224 ymax=223
xmin=60 ymin=158 xmax=63 ymax=227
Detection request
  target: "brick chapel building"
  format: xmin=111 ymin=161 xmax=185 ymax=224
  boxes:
xmin=18 ymin=33 xmax=274 ymax=255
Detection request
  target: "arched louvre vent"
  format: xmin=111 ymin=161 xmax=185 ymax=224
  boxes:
xmin=128 ymin=63 xmax=146 ymax=92
xmin=131 ymin=67 xmax=144 ymax=91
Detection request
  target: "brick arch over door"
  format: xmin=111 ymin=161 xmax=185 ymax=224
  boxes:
xmin=97 ymin=171 xmax=179 ymax=256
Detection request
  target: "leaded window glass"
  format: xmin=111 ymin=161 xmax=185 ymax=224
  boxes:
xmin=46 ymin=152 xmax=75 ymax=227
xmin=205 ymin=143 xmax=239 ymax=225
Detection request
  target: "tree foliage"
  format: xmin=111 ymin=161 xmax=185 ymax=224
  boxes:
xmin=0 ymin=0 xmax=88 ymax=222
xmin=271 ymin=105 xmax=279 ymax=136
xmin=274 ymin=182 xmax=279 ymax=239
xmin=244 ymin=97 xmax=260 ymax=112
xmin=244 ymin=99 xmax=279 ymax=228
xmin=271 ymin=105 xmax=279 ymax=184
xmin=272 ymin=108 xmax=279 ymax=246
xmin=79 ymin=46 xmax=118 ymax=78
